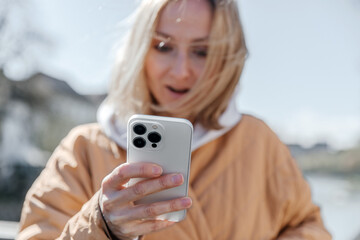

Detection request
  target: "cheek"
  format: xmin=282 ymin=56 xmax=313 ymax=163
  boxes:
xmin=145 ymin=52 xmax=167 ymax=84
xmin=194 ymin=64 xmax=206 ymax=78
xmin=145 ymin=52 xmax=167 ymax=98
xmin=190 ymin=59 xmax=207 ymax=84
xmin=145 ymin=54 xmax=155 ymax=83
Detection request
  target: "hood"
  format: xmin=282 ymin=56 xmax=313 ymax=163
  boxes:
xmin=97 ymin=92 xmax=242 ymax=152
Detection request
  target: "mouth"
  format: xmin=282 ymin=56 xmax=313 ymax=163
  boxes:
xmin=166 ymin=86 xmax=190 ymax=94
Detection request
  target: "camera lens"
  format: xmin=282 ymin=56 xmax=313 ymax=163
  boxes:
xmin=133 ymin=124 xmax=146 ymax=135
xmin=148 ymin=132 xmax=161 ymax=143
xmin=133 ymin=137 xmax=146 ymax=148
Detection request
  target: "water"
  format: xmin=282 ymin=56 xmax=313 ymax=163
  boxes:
xmin=306 ymin=174 xmax=360 ymax=240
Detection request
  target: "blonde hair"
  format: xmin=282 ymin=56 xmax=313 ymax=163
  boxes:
xmin=106 ymin=0 xmax=247 ymax=129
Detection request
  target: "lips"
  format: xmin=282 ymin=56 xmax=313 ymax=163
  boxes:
xmin=165 ymin=86 xmax=190 ymax=100
xmin=167 ymin=86 xmax=189 ymax=94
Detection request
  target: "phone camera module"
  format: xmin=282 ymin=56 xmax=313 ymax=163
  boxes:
xmin=133 ymin=137 xmax=146 ymax=148
xmin=133 ymin=124 xmax=146 ymax=135
xmin=148 ymin=132 xmax=161 ymax=143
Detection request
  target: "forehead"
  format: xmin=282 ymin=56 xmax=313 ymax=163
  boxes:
xmin=156 ymin=0 xmax=213 ymax=41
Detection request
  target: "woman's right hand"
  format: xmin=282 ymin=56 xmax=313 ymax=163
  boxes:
xmin=99 ymin=162 xmax=192 ymax=240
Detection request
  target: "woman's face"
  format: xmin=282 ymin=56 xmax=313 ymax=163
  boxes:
xmin=144 ymin=0 xmax=213 ymax=106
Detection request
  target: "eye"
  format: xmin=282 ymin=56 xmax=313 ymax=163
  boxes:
xmin=154 ymin=41 xmax=172 ymax=53
xmin=192 ymin=47 xmax=208 ymax=58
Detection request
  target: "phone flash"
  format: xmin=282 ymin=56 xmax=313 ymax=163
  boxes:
xmin=152 ymin=125 xmax=158 ymax=129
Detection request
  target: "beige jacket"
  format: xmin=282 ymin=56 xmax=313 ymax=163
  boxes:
xmin=18 ymin=115 xmax=331 ymax=239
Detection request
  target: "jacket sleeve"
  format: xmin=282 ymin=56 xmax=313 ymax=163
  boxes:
xmin=18 ymin=127 xmax=111 ymax=239
xmin=267 ymin=140 xmax=332 ymax=239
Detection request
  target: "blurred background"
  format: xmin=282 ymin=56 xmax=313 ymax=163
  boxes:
xmin=0 ymin=0 xmax=359 ymax=239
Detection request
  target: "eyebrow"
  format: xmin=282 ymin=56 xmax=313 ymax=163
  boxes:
xmin=154 ymin=31 xmax=209 ymax=44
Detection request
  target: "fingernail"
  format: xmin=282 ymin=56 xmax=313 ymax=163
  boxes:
xmin=153 ymin=166 xmax=162 ymax=175
xmin=181 ymin=198 xmax=192 ymax=207
xmin=172 ymin=174 xmax=183 ymax=184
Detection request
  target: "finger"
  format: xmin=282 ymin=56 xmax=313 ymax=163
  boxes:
xmin=122 ymin=220 xmax=176 ymax=237
xmin=123 ymin=197 xmax=192 ymax=222
xmin=101 ymin=173 xmax=185 ymax=217
xmin=102 ymin=162 xmax=163 ymax=190
xmin=104 ymin=220 xmax=139 ymax=240
xmin=119 ymin=173 xmax=184 ymax=203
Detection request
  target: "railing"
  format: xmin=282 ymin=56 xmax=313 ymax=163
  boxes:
xmin=0 ymin=221 xmax=18 ymax=240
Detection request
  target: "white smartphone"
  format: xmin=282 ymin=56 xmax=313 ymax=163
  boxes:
xmin=127 ymin=114 xmax=193 ymax=222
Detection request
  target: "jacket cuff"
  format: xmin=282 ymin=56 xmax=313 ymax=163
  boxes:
xmin=97 ymin=193 xmax=143 ymax=240
xmin=58 ymin=190 xmax=113 ymax=239
xmin=97 ymin=192 xmax=119 ymax=240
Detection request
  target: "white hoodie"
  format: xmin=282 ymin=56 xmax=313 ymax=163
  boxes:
xmin=97 ymin=92 xmax=242 ymax=152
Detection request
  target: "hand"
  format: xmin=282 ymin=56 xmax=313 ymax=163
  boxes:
xmin=99 ymin=162 xmax=192 ymax=239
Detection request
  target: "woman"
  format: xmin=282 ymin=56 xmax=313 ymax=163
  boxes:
xmin=18 ymin=0 xmax=332 ymax=239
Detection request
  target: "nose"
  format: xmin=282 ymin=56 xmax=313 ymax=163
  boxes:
xmin=169 ymin=52 xmax=191 ymax=81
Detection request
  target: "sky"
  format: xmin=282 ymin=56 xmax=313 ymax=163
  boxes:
xmin=5 ymin=0 xmax=360 ymax=150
